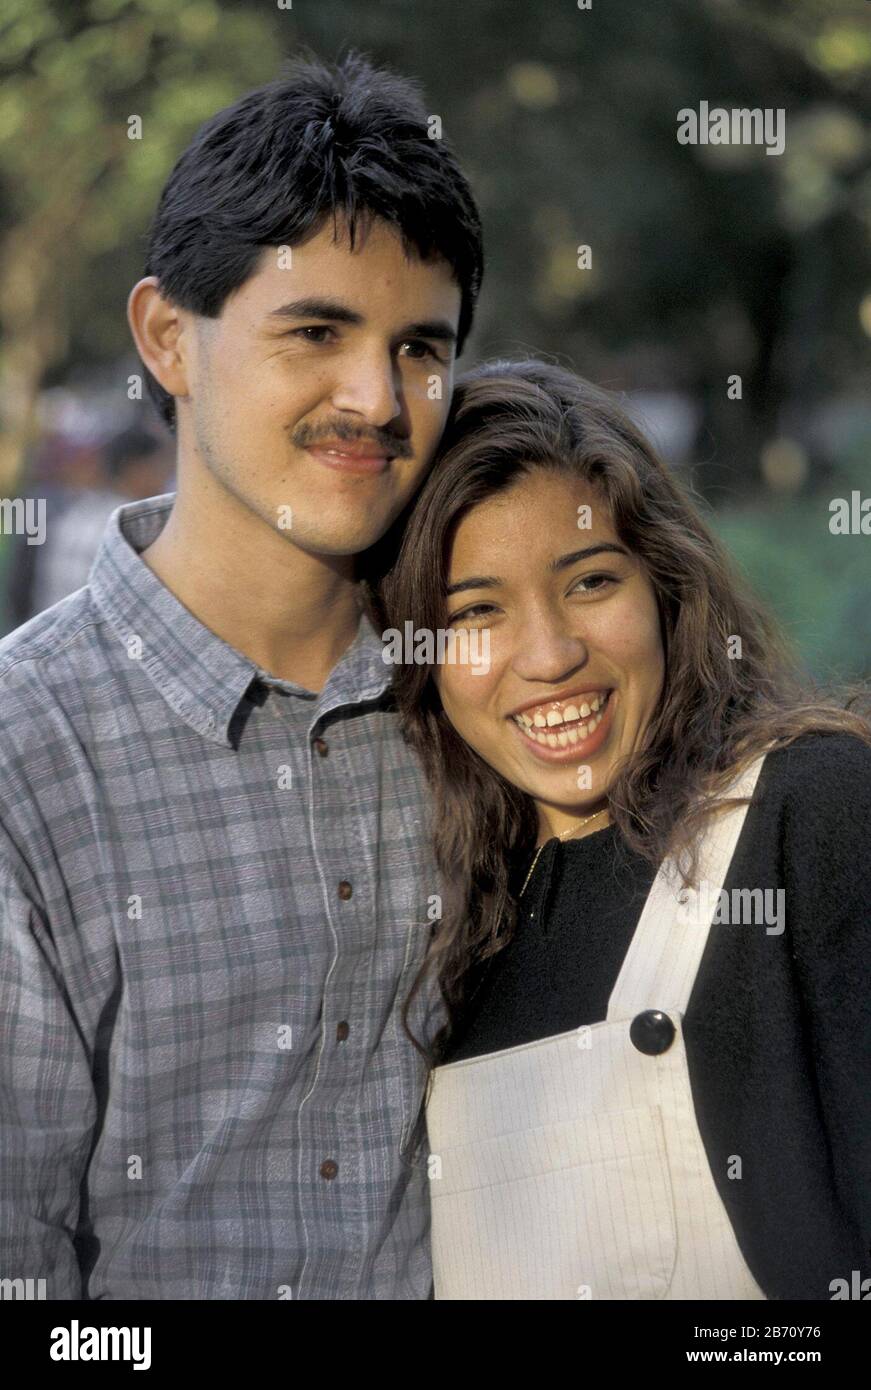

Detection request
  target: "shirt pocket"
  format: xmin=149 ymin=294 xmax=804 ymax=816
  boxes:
xmin=429 ymin=1103 xmax=677 ymax=1300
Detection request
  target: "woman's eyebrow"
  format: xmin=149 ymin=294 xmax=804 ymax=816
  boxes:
xmin=445 ymin=544 xmax=629 ymax=596
xmin=445 ymin=574 xmax=501 ymax=596
xmin=551 ymin=543 xmax=629 ymax=572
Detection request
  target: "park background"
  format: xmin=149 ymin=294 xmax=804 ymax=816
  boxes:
xmin=0 ymin=0 xmax=869 ymax=676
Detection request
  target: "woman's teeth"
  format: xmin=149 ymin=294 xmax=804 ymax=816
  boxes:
xmin=512 ymin=691 xmax=611 ymax=749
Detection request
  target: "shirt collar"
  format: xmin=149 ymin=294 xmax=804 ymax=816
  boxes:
xmin=89 ymin=493 xmax=393 ymax=747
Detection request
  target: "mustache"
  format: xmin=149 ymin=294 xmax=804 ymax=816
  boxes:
xmin=291 ymin=421 xmax=413 ymax=459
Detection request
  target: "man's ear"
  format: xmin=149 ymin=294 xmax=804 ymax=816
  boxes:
xmin=127 ymin=277 xmax=192 ymax=406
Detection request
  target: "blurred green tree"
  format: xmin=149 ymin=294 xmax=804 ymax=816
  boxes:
xmin=0 ymin=0 xmax=868 ymax=504
xmin=0 ymin=0 xmax=285 ymax=488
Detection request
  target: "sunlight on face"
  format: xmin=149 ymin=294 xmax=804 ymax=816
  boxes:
xmin=434 ymin=469 xmax=666 ymax=839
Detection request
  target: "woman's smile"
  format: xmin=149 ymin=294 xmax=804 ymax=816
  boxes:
xmin=507 ymin=687 xmax=617 ymax=763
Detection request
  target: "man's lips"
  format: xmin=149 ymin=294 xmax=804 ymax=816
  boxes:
xmin=304 ymin=439 xmax=400 ymax=475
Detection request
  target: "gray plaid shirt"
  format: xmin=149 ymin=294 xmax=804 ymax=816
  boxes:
xmin=0 ymin=494 xmax=443 ymax=1300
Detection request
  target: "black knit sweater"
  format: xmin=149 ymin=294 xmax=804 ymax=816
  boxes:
xmin=440 ymin=732 xmax=871 ymax=1301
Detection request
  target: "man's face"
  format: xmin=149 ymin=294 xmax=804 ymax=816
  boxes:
xmin=179 ymin=216 xmax=461 ymax=556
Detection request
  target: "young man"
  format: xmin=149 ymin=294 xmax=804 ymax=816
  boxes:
xmin=0 ymin=52 xmax=483 ymax=1300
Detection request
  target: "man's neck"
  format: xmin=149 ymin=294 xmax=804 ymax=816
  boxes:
xmin=141 ymin=482 xmax=363 ymax=692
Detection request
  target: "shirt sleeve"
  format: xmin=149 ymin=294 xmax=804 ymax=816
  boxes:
xmin=0 ymin=857 xmax=97 ymax=1299
xmin=783 ymin=733 xmax=871 ymax=1277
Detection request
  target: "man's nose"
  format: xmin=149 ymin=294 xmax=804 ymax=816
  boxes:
xmin=330 ymin=346 xmax=403 ymax=427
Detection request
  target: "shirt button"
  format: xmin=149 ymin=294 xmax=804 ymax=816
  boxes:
xmin=629 ymin=1010 xmax=676 ymax=1055
xmin=336 ymin=1020 xmax=350 ymax=1042
xmin=320 ymin=1159 xmax=338 ymax=1180
xmin=313 ymin=737 xmax=329 ymax=757
xmin=338 ymin=880 xmax=352 ymax=900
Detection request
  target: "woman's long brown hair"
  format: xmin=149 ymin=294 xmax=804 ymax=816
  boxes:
xmin=377 ymin=358 xmax=871 ymax=1067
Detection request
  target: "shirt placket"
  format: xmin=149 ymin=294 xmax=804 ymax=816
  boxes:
xmin=296 ymin=705 xmax=377 ymax=1299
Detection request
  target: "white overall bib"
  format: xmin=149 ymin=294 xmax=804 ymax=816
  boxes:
xmin=427 ymin=755 xmax=769 ymax=1300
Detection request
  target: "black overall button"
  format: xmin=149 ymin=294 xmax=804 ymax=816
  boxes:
xmin=629 ymin=1010 xmax=675 ymax=1055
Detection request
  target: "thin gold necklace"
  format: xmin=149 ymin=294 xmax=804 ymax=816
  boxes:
xmin=519 ymin=808 xmax=610 ymax=900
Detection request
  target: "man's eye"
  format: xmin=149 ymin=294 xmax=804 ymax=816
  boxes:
xmin=294 ymin=326 xmax=335 ymax=343
xmin=399 ymin=340 xmax=442 ymax=362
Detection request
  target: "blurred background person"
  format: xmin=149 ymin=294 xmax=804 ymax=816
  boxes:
xmin=7 ymin=426 xmax=172 ymax=622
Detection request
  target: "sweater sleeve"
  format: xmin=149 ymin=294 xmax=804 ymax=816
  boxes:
xmin=780 ymin=732 xmax=871 ymax=1286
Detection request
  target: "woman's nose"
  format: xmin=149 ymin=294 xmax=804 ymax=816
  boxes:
xmin=511 ymin=612 xmax=589 ymax=683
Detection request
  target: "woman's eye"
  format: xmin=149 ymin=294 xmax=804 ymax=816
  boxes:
xmin=448 ymin=604 xmax=494 ymax=625
xmin=571 ymin=573 xmax=616 ymax=595
xmin=448 ymin=578 xmax=617 ymax=623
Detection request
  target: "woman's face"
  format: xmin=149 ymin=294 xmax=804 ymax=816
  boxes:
xmin=434 ymin=468 xmax=666 ymax=837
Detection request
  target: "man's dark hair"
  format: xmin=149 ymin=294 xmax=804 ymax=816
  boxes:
xmin=142 ymin=49 xmax=484 ymax=431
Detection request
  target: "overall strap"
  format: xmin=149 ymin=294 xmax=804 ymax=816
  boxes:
xmin=606 ymin=752 xmax=769 ymax=1021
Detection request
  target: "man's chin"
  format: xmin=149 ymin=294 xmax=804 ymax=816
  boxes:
xmin=275 ymin=516 xmax=394 ymax=560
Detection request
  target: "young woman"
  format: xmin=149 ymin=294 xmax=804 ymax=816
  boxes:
xmin=381 ymin=359 xmax=871 ymax=1301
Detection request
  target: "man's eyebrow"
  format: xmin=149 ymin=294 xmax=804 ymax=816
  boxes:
xmin=264 ymin=297 xmax=457 ymax=344
xmin=445 ymin=544 xmax=629 ymax=596
xmin=265 ymin=297 xmax=364 ymax=326
xmin=403 ymin=320 xmax=458 ymax=345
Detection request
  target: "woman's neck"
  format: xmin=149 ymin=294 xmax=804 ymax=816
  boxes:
xmin=535 ymin=803 xmax=611 ymax=846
